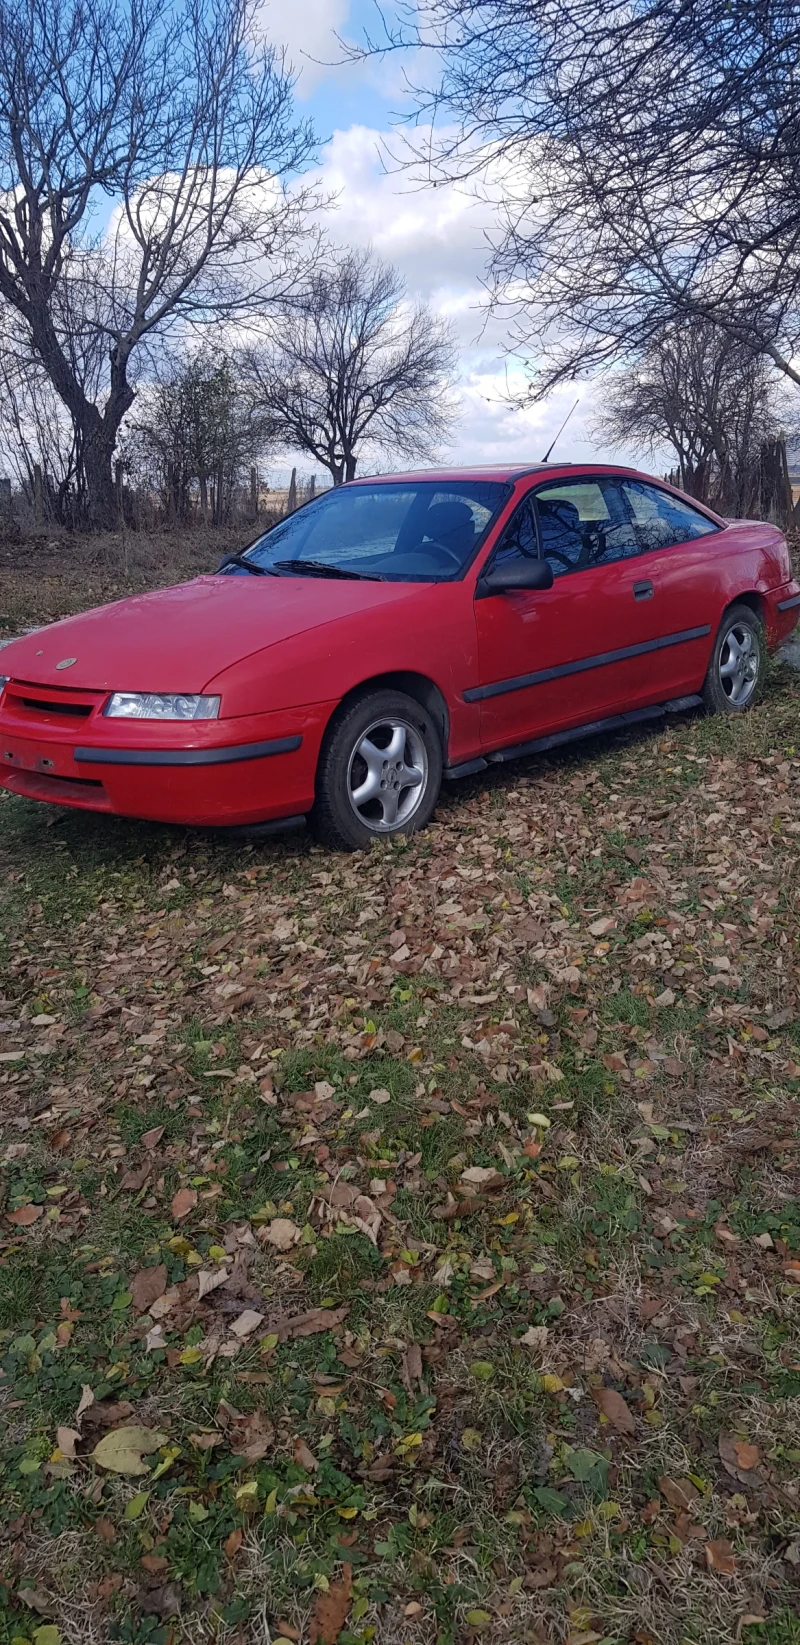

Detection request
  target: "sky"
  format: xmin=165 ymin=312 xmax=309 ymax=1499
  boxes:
xmin=253 ymin=0 xmax=634 ymax=482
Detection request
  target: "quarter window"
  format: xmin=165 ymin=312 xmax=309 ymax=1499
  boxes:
xmin=618 ymin=479 xmax=718 ymax=550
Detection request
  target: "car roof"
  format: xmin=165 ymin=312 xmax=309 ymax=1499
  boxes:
xmin=347 ymin=463 xmax=659 ymax=486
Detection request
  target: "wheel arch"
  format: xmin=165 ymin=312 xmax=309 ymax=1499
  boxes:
xmin=726 ymin=590 xmax=765 ymax=622
xmin=324 ymin=671 xmax=451 ymax=757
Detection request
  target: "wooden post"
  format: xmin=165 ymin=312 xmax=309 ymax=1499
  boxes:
xmin=308 ymin=475 xmax=315 ymax=499
xmin=33 ymin=462 xmax=44 ymax=523
xmin=215 ymin=459 xmax=224 ymax=525
xmin=250 ymin=466 xmax=258 ymax=518
xmin=287 ymin=467 xmax=297 ymax=514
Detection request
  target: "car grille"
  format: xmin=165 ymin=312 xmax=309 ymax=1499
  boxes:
xmin=3 ymin=681 xmax=106 ymax=725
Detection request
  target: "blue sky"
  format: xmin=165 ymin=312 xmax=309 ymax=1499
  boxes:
xmin=256 ymin=0 xmax=633 ymax=478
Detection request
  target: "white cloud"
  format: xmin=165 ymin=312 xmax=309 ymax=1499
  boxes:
xmin=254 ymin=0 xmax=352 ymax=94
xmin=305 ymin=124 xmax=630 ymax=470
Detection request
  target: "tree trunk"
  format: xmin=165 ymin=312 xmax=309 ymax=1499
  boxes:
xmin=344 ymin=452 xmax=357 ymax=482
xmin=81 ymin=431 xmax=120 ymax=529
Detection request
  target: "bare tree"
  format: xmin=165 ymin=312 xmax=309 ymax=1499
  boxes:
xmin=242 ymin=247 xmax=457 ymax=484
xmin=0 ymin=0 xmax=315 ymax=527
xmin=124 ymin=348 xmax=274 ymax=522
xmin=595 ymin=323 xmax=784 ymax=515
xmin=375 ymin=0 xmax=800 ymax=398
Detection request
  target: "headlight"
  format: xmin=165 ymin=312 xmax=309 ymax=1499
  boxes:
xmin=104 ymin=692 xmax=221 ymax=720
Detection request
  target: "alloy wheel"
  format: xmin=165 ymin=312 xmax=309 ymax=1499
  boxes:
xmin=718 ymin=620 xmax=760 ymax=706
xmin=346 ymin=717 xmax=428 ymax=832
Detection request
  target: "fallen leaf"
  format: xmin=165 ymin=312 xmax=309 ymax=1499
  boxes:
xmin=223 ymin=1527 xmax=243 ymax=1559
xmin=719 ymin=1432 xmax=762 ymax=1481
xmin=592 ymin=1386 xmax=637 ymax=1435
xmin=140 ymin=1126 xmax=164 ymax=1150
xmin=658 ymin=1476 xmax=700 ymax=1510
xmin=7 ymin=1203 xmax=43 ymax=1226
xmin=130 ymin=1264 xmax=167 ymax=1314
xmin=56 ymin=1426 xmax=80 ymax=1459
xmin=461 ymin=1165 xmax=504 ymax=1186
xmin=519 ymin=1325 xmax=549 ymax=1353
xmin=293 ymin=1436 xmax=318 ymax=1470
xmin=705 ymin=1538 xmax=737 ymax=1575
xmin=733 ymin=1440 xmax=760 ymax=1472
xmin=230 ymin=1309 xmax=265 ymax=1338
xmin=91 ymin=1425 xmax=168 ymax=1476
xmin=75 ymin=1384 xmax=95 ymax=1424
xmin=368 ymin=1087 xmax=392 ymax=1104
xmin=309 ymin=1564 xmax=352 ymax=1645
xmin=265 ymin=1217 xmax=301 ymax=1251
xmin=33 ymin=1629 xmax=61 ymax=1645
xmin=140 ymin=1553 xmax=168 ymax=1574
xmin=197 ymin=1266 xmax=229 ymax=1300
xmin=95 ymin=1516 xmax=117 ymax=1544
xmin=286 ymin=1304 xmax=349 ymax=1338
xmin=17 ymin=1587 xmax=53 ymax=1616
xmin=171 ymin=1187 xmax=197 ymax=1221
xmin=589 ymin=916 xmax=616 ymax=936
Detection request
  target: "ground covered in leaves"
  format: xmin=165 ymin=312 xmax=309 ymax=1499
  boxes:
xmin=1 ymin=658 xmax=800 ymax=1645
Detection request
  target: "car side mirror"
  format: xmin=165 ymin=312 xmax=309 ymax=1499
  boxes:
xmin=477 ymin=558 xmax=554 ymax=597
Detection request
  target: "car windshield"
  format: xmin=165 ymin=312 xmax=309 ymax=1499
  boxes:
xmin=225 ymin=480 xmax=510 ymax=582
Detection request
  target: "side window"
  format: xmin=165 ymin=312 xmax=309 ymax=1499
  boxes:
xmin=619 ymin=480 xmax=718 ymax=551
xmin=534 ymin=479 xmax=639 ymax=576
xmin=489 ymin=499 xmax=538 ymax=570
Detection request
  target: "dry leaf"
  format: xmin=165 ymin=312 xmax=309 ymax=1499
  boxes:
xmin=130 ymin=1264 xmax=167 ymax=1314
xmin=658 ymin=1476 xmax=700 ymax=1510
xmin=171 ymin=1187 xmax=197 ymax=1221
xmin=733 ymin=1440 xmax=760 ymax=1472
xmin=293 ymin=1436 xmax=318 ymax=1470
xmin=705 ymin=1539 xmax=737 ymax=1575
xmin=309 ymin=1564 xmax=352 ymax=1645
xmin=286 ymin=1304 xmax=349 ymax=1338
xmin=140 ymin=1126 xmax=164 ymax=1150
xmin=56 ymin=1426 xmax=80 ymax=1459
xmin=95 ymin=1516 xmax=117 ymax=1544
xmin=461 ymin=1165 xmax=503 ymax=1185
xmin=368 ymin=1087 xmax=392 ymax=1104
xmin=223 ymin=1527 xmax=243 ymax=1559
xmin=75 ymin=1384 xmax=95 ymax=1424
xmin=90 ymin=1426 xmax=168 ymax=1476
xmin=7 ymin=1203 xmax=43 ymax=1226
xmin=592 ymin=1386 xmax=637 ymax=1434
xmin=520 ymin=1325 xmax=549 ymax=1353
xmin=265 ymin=1217 xmax=301 ymax=1251
xmin=197 ymin=1266 xmax=229 ymax=1300
xmin=230 ymin=1309 xmax=264 ymax=1338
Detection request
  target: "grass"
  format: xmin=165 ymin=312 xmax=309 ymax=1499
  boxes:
xmin=1 ymin=579 xmax=800 ymax=1643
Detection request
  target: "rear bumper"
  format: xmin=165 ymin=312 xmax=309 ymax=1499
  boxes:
xmin=766 ymin=581 xmax=800 ymax=646
xmin=0 ymin=698 xmax=335 ymax=826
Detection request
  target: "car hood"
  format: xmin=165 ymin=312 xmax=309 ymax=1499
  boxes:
xmin=0 ymin=574 xmax=423 ymax=694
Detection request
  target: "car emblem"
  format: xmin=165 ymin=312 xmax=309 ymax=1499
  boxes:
xmin=55 ymin=657 xmax=77 ymax=670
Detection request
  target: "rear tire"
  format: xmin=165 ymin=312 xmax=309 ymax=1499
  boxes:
xmin=702 ymin=603 xmax=765 ymax=715
xmin=313 ymin=689 xmax=443 ymax=851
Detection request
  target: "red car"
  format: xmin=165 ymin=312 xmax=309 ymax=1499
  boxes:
xmin=1 ymin=463 xmax=798 ymax=848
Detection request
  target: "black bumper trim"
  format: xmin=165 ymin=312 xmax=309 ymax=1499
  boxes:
xmin=74 ymin=735 xmax=302 ymax=767
xmin=462 ymin=624 xmax=712 ymax=703
xmin=777 ymin=592 xmax=800 ymax=611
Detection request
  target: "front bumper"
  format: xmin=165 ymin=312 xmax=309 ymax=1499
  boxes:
xmin=0 ymin=681 xmax=334 ymax=825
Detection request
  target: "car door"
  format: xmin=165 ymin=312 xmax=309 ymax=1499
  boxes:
xmin=610 ymin=476 xmax=723 ymax=700
xmin=471 ymin=476 xmax=657 ymax=752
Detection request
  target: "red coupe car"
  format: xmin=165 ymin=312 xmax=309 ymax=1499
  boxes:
xmin=1 ymin=463 xmax=798 ymax=848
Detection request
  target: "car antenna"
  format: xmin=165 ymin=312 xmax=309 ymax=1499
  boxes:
xmin=541 ymin=397 xmax=580 ymax=463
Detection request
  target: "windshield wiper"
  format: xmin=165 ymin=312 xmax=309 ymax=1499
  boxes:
xmin=273 ymin=559 xmax=385 ymax=582
xmin=219 ymin=551 xmax=277 ymax=577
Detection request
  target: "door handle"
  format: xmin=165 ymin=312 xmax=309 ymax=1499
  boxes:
xmin=633 ymin=580 xmax=654 ymax=600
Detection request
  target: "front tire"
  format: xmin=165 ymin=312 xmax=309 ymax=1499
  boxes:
xmin=313 ymin=690 xmax=443 ymax=850
xmin=703 ymin=603 xmax=765 ymax=715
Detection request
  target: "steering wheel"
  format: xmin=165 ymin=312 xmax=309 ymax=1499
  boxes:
xmin=419 ymin=538 xmax=465 ymax=569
